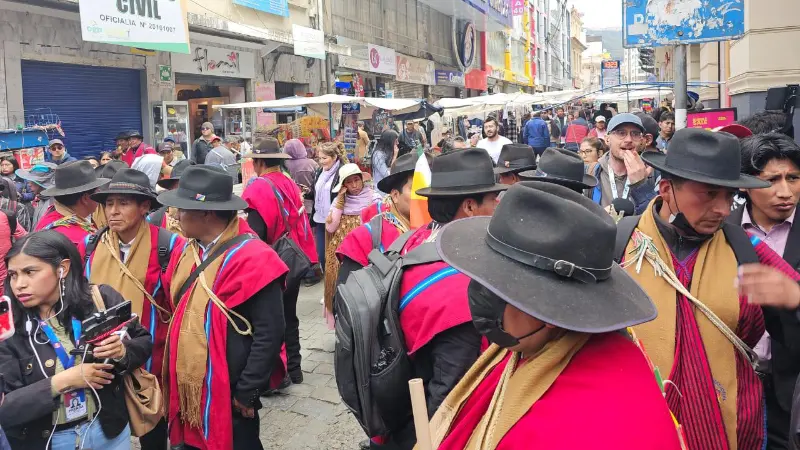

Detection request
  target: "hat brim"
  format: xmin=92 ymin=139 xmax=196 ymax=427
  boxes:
xmin=91 ymin=189 xmax=161 ymax=208
xmin=415 ymin=183 xmax=509 ymax=198
xmin=377 ymin=169 xmax=414 ymax=193
xmin=244 ymin=152 xmax=291 ymax=160
xmin=437 ymin=217 xmax=657 ymax=333
xmin=493 ymin=164 xmax=537 ymax=175
xmin=41 ymin=178 xmax=110 ymax=197
xmin=333 ymin=171 xmax=367 ymax=193
xmin=156 ymin=189 xmax=248 ymax=211
xmin=15 ymin=169 xmax=52 ymax=183
xmin=641 ymin=152 xmax=770 ymax=189
xmin=156 ymin=177 xmax=180 ymax=189
xmin=518 ymin=170 xmax=598 ymax=190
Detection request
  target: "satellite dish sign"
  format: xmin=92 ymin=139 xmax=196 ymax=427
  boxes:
xmin=623 ymin=0 xmax=745 ymax=48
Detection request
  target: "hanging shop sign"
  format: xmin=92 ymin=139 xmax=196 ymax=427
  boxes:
xmin=368 ymin=44 xmax=397 ymax=76
xmin=172 ymin=44 xmax=256 ymax=78
xmin=435 ymin=70 xmax=465 ymax=87
xmin=687 ymin=108 xmax=738 ymax=130
xmin=465 ymin=69 xmax=488 ymax=91
xmin=292 ymin=25 xmax=325 ymax=60
xmin=78 ymin=0 xmax=190 ymax=54
xmin=396 ymin=55 xmax=435 ymax=85
xmin=453 ymin=21 xmax=477 ymax=72
xmin=233 ymin=0 xmax=289 ymax=18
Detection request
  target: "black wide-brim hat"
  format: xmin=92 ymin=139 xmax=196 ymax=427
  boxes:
xmin=91 ymin=168 xmax=160 ymax=207
xmin=245 ymin=137 xmax=291 ymax=160
xmin=494 ymin=143 xmax=537 ymax=175
xmin=437 ymin=181 xmax=657 ymax=333
xmin=157 ymin=159 xmax=196 ymax=189
xmin=41 ymin=161 xmax=110 ymax=197
xmin=416 ymin=148 xmax=508 ymax=197
xmin=157 ymin=165 xmax=248 ymax=211
xmin=377 ymin=152 xmax=433 ymax=193
xmin=519 ymin=147 xmax=597 ymax=191
xmin=641 ymin=127 xmax=769 ymax=189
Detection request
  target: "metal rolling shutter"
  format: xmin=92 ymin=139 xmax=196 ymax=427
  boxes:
xmin=21 ymin=60 xmax=143 ymax=159
xmin=430 ymin=85 xmax=457 ymax=101
xmin=387 ymin=81 xmax=424 ymax=99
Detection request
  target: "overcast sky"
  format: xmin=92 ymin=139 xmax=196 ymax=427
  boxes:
xmin=569 ymin=0 xmax=623 ymax=29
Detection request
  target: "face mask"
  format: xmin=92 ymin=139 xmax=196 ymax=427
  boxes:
xmin=666 ymin=182 xmax=719 ymax=239
xmin=467 ymin=280 xmax=546 ymax=349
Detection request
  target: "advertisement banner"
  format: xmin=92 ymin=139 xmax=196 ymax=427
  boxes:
xmin=396 ymin=55 xmax=435 ymax=85
xmin=687 ymin=108 xmax=738 ymax=130
xmin=255 ymin=82 xmax=276 ymax=128
xmin=488 ymin=0 xmax=512 ymax=28
xmin=233 ymin=0 xmax=289 ymax=18
xmin=79 ymin=0 xmax=190 ymax=53
xmin=465 ymin=69 xmax=488 ymax=91
xmin=292 ymin=25 xmax=325 ymax=60
xmin=600 ymin=60 xmax=621 ymax=89
xmin=435 ymin=70 xmax=465 ymax=87
xmin=368 ymin=44 xmax=397 ymax=75
xmin=172 ymin=45 xmax=256 ymax=78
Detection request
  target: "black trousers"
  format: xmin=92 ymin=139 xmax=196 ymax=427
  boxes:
xmin=766 ymin=377 xmax=791 ymax=450
xmin=182 ymin=414 xmax=263 ymax=450
xmin=283 ymin=281 xmax=302 ymax=375
xmin=139 ymin=418 xmax=168 ymax=450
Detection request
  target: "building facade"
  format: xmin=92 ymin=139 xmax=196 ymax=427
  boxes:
xmin=569 ymin=6 xmax=586 ymax=90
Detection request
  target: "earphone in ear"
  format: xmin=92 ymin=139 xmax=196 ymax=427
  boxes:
xmin=58 ymin=267 xmax=64 ymax=279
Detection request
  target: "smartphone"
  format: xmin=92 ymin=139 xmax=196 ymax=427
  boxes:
xmin=0 ymin=296 xmax=14 ymax=341
xmin=81 ymin=300 xmax=132 ymax=343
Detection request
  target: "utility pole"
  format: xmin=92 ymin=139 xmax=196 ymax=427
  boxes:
xmin=674 ymin=44 xmax=688 ymax=130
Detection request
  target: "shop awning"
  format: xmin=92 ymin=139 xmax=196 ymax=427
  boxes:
xmin=214 ymin=94 xmax=424 ymax=119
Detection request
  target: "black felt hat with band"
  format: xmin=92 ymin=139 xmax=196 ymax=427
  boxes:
xmin=157 ymin=165 xmax=248 ymax=211
xmin=41 ymin=161 xmax=110 ymax=197
xmin=157 ymin=159 xmax=196 ymax=189
xmin=91 ymin=168 xmax=160 ymax=207
xmin=415 ymin=148 xmax=508 ymax=198
xmin=244 ymin=137 xmax=291 ymax=160
xmin=376 ymin=152 xmax=433 ymax=193
xmin=519 ymin=148 xmax=597 ymax=191
xmin=494 ymin=143 xmax=537 ymax=175
xmin=641 ymin=128 xmax=770 ymax=189
xmin=436 ymin=181 xmax=657 ymax=333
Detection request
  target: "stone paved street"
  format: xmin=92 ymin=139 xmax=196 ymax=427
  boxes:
xmin=258 ymin=283 xmax=364 ymax=449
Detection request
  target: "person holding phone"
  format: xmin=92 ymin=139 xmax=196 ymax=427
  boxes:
xmin=0 ymin=231 xmax=153 ymax=449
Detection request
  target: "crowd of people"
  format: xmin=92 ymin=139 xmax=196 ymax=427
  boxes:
xmin=0 ymin=103 xmax=795 ymax=450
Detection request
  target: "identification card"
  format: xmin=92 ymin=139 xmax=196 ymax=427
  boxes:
xmin=64 ymin=389 xmax=87 ymax=421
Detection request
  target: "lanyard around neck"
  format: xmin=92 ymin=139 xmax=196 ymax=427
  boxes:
xmin=38 ymin=318 xmax=82 ymax=370
xmin=608 ymin=164 xmax=630 ymax=200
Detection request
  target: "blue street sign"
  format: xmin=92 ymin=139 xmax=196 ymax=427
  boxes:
xmin=623 ymin=0 xmax=744 ymax=48
xmin=233 ymin=0 xmax=289 ymax=18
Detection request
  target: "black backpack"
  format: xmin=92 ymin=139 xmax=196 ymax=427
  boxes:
xmin=334 ymin=229 xmax=442 ymax=437
xmin=615 ymin=216 xmax=758 ymax=265
xmin=84 ymin=225 xmax=177 ymax=273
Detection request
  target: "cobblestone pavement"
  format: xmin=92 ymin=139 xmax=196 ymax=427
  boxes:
xmin=132 ymin=283 xmax=364 ymax=450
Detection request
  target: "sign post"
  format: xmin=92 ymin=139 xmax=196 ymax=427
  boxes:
xmin=623 ymin=0 xmax=745 ymax=130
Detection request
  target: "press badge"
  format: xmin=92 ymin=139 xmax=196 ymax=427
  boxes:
xmin=64 ymin=389 xmax=87 ymax=421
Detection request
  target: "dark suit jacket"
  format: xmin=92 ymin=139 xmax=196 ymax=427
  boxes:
xmin=728 ymin=206 xmax=800 ymax=416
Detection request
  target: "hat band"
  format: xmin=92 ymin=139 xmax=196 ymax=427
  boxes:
xmin=501 ymin=158 xmax=535 ymax=170
xmin=107 ymin=182 xmax=154 ymax=195
xmin=176 ymin=186 xmax=231 ymax=203
xmin=485 ymin=230 xmax=612 ymax=284
xmin=431 ymin=170 xmax=495 ymax=189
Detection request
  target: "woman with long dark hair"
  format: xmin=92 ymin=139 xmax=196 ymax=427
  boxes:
xmin=0 ymin=231 xmax=152 ymax=449
xmin=371 ymin=130 xmax=399 ymax=195
xmin=0 ymin=155 xmax=32 ymax=203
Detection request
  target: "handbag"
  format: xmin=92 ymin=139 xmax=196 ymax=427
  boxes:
xmin=90 ymin=286 xmax=163 ymax=437
xmin=262 ymin=178 xmax=313 ymax=287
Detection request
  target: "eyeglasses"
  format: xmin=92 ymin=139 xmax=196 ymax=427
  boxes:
xmin=201 ymin=127 xmax=212 ymax=131
xmin=610 ymin=129 xmax=643 ymax=139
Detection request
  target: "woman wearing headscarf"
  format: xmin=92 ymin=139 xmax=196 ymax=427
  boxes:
xmin=284 ymin=139 xmax=319 ymax=216
xmin=371 ymin=130 xmax=399 ymax=195
xmin=311 ymin=142 xmax=347 ymax=275
xmin=323 ymin=163 xmax=379 ymax=318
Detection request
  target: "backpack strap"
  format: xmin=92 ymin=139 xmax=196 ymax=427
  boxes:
xmin=386 ymin=230 xmax=416 ymax=255
xmin=401 ymin=242 xmax=443 ymax=267
xmin=615 ymin=215 xmax=641 ymax=263
xmin=147 ymin=206 xmax=167 ymax=227
xmin=90 ymin=285 xmax=106 ymax=312
xmin=156 ymin=227 xmax=178 ymax=273
xmin=83 ymin=226 xmax=110 ymax=268
xmin=591 ymin=163 xmax=603 ymax=204
xmin=3 ymin=209 xmax=16 ymax=243
xmin=721 ymin=222 xmax=759 ymax=265
xmin=366 ymin=214 xmax=384 ymax=251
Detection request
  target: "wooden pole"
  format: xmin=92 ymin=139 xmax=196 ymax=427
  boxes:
xmin=408 ymin=378 xmax=433 ymax=450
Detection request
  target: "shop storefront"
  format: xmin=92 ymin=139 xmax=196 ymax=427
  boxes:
xmin=388 ymin=54 xmax=435 ymax=99
xmin=170 ymin=43 xmax=256 ymax=146
xmin=433 ymin=69 xmax=465 ymax=99
xmin=21 ymin=60 xmax=144 ymax=159
xmin=335 ymin=37 xmax=389 ymax=97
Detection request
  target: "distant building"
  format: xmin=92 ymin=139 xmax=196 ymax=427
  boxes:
xmin=569 ymin=7 xmax=587 ymax=89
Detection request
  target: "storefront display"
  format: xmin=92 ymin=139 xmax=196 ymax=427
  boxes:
xmin=152 ymin=101 xmax=190 ymax=154
xmin=341 ymin=103 xmax=361 ymax=160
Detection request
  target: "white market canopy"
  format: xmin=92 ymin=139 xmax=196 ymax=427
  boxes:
xmin=214 ymin=94 xmax=425 ymax=120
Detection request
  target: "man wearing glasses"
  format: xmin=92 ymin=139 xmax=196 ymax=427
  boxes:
xmin=192 ymin=121 xmax=215 ymax=164
xmin=46 ymin=139 xmax=77 ymax=166
xmin=589 ymin=113 xmax=658 ymax=214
